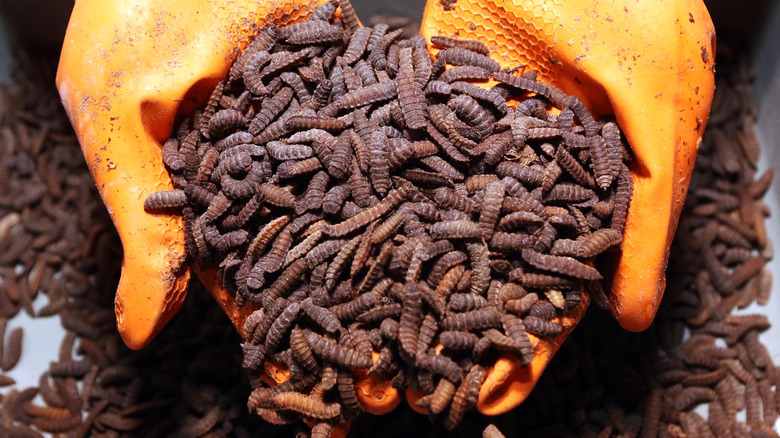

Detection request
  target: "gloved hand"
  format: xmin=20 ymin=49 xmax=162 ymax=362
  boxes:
xmin=56 ymin=0 xmax=715 ymax=423
xmin=418 ymin=0 xmax=715 ymax=415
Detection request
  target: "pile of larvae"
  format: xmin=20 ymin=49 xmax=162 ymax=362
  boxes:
xmin=144 ymin=0 xmax=633 ymax=432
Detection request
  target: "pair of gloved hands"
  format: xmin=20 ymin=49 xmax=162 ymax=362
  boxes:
xmin=56 ymin=0 xmax=715 ymax=420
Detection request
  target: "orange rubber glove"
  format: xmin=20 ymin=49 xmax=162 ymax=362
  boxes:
xmin=56 ymin=0 xmax=715 ymax=424
xmin=418 ymin=0 xmax=715 ymax=415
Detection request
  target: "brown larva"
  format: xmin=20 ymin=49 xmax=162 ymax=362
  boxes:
xmin=348 ymin=128 xmax=372 ymax=176
xmin=490 ymin=70 xmax=554 ymax=100
xmin=322 ymin=184 xmax=351 ymax=215
xmin=448 ymin=293 xmax=488 ymax=312
xmin=176 ymin=407 xmax=222 ymax=437
xmin=495 ymin=162 xmax=544 ymax=186
xmin=429 ymin=378 xmax=457 ymax=415
xmin=285 ymin=114 xmax=346 ymax=132
xmin=611 ymin=166 xmax=633 ymax=233
xmin=387 ymin=138 xmax=416 ymax=170
xmin=161 ymin=138 xmax=185 ymax=171
xmin=305 ymin=331 xmax=372 ymax=369
xmin=354 ymin=60 xmax=379 ymax=89
xmin=259 ymin=50 xmax=312 ymax=81
xmin=273 ymin=391 xmax=341 ymax=420
xmin=441 ymin=307 xmax=501 ymax=331
xmin=440 ymin=331 xmax=480 ymax=353
xmin=221 ymin=166 xmax=262 ymax=199
xmin=143 ymin=189 xmax=187 ymax=211
xmin=1 ymin=327 xmax=23 ymax=371
xmin=397 ymin=47 xmax=428 ymax=130
xmin=497 ymin=211 xmax=544 ymax=231
xmin=368 ymin=28 xmax=404 ymax=70
xmin=577 ymin=228 xmax=623 ymax=258
xmin=208 ymin=109 xmax=246 ymax=138
xmin=330 ymin=291 xmax=378 ymax=321
xmin=489 ymin=232 xmax=535 ymax=253
xmin=412 ymin=46 xmax=433 ymax=88
xmin=528 ymin=300 xmax=557 ymax=320
xmin=210 ymin=151 xmax=252 ymax=184
xmin=433 ymin=47 xmax=500 ymax=74
xmin=199 ymin=193 xmax=232 ymax=224
xmin=443 ymin=114 xmax=479 ymax=151
xmin=341 ymin=26 xmax=372 ymax=65
xmin=465 ymin=241 xmax=490 ymax=297
xmin=505 ymin=292 xmax=539 ymax=316
xmin=439 ymin=65 xmax=491 ymax=84
xmin=323 ymin=235 xmax=361 ymax=291
xmin=242 ymin=51 xmax=272 ymax=95
xmin=522 ymin=315 xmax=563 ymax=337
xmin=325 ymin=133 xmax=353 ymax=180
xmin=368 ymin=211 xmax=406 ymax=245
xmin=356 ymin=303 xmax=402 ymax=324
xmin=229 ymin=24 xmax=279 ymax=81
xmin=299 ymin=297 xmax=341 ymax=334
xmin=378 ymin=317 xmax=400 ymax=342
xmin=430 ymin=265 xmax=462 ymax=299
xmin=417 ymin=353 xmax=463 ymax=384
xmin=257 ymin=229 xmax=293 ymax=275
xmin=444 ymin=364 xmax=485 ymax=430
xmin=482 ymin=328 xmax=522 ymax=352
xmin=256 ymin=183 xmax=294 ymax=209
xmin=283 ymin=229 xmax=323 ymax=268
xmin=367 ymin=130 xmax=393 ymax=196
xmin=305 ymin=239 xmax=347 ymax=269
xmin=478 ymin=181 xmax=505 ymax=240
xmin=266 ymin=141 xmax=313 ymax=161
xmin=425 ymin=80 xmax=454 ymax=96
xmin=521 ymin=248 xmax=602 ymax=280
xmin=263 ymin=258 xmax=308 ymax=306
xmin=414 ymin=313 xmax=439 ymax=358
xmin=334 ymin=80 xmax=398 ymax=111
xmin=420 ymin=156 xmax=464 ymax=181
xmin=429 ymin=220 xmax=481 ymax=240
xmin=451 ymin=81 xmax=508 ymax=115
xmin=323 ymin=186 xmax=407 ymax=237
xmin=425 ymin=121 xmax=470 ymax=165
xmin=289 ymin=328 xmax=321 ymax=373
xmin=401 ymin=168 xmax=453 ymax=188
xmin=427 ymin=251 xmax=467 ymax=289
xmin=31 ymin=416 xmax=85 ymax=434
xmin=286 ymin=21 xmax=344 ymax=45
xmin=430 ymin=35 xmax=490 ymax=56
xmin=531 ymin=221 xmax=557 ymax=252
xmin=395 ymin=282 xmax=422 ymax=362
xmin=357 ymin=241 xmax=395 ymax=294
xmin=249 ymin=87 xmax=294 ymax=135
xmin=337 ymin=369 xmax=364 ymax=420
xmin=196 ymin=146 xmax=220 ymax=184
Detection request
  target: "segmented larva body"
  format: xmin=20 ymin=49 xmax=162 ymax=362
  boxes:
xmin=272 ymin=391 xmax=341 ymax=419
xmin=300 ymin=298 xmax=341 ymax=334
xmin=441 ymin=307 xmax=501 ymax=331
xmin=445 ymin=365 xmax=486 ymax=430
xmin=430 ymin=35 xmax=490 ymax=55
xmin=143 ymin=190 xmax=187 ymax=211
xmin=397 ymin=47 xmax=427 ymax=130
xmin=305 ymin=332 xmax=372 ymax=369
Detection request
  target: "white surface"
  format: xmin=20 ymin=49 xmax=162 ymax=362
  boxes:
xmin=3 ymin=294 xmax=65 ymax=389
xmin=0 ymin=12 xmax=12 ymax=82
xmin=751 ymin=0 xmax=780 ymax=367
